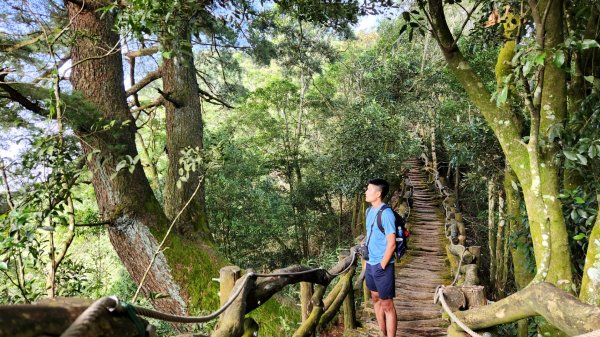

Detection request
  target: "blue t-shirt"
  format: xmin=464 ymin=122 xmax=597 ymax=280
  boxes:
xmin=365 ymin=204 xmax=396 ymax=265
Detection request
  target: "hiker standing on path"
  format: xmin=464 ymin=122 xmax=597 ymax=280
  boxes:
xmin=363 ymin=178 xmax=397 ymax=337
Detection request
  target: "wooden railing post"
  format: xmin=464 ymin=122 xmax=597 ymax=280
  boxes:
xmin=219 ymin=266 xmax=241 ymax=306
xmin=343 ymin=281 xmax=357 ymax=330
xmin=339 ymin=251 xmax=357 ymax=330
xmin=300 ymin=282 xmax=313 ymax=322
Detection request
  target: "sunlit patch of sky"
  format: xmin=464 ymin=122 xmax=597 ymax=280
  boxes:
xmin=354 ymin=14 xmax=382 ymax=34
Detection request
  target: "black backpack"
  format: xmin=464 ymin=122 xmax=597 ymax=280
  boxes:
xmin=375 ymin=205 xmax=409 ymax=258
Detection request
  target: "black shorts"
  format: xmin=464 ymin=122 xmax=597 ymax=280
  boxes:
xmin=365 ymin=262 xmax=395 ymax=299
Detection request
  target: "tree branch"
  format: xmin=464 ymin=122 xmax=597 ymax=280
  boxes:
xmin=426 ymin=0 xmax=528 ymax=179
xmin=452 ymin=0 xmax=485 ymax=48
xmin=451 ymin=282 xmax=600 ymax=336
xmin=131 ymin=98 xmax=164 ymax=113
xmin=75 ymin=221 xmax=111 ymax=227
xmin=0 ymin=33 xmax=44 ymax=53
xmin=126 ymin=68 xmax=162 ymax=97
xmin=126 ymin=46 xmax=160 ymax=58
xmin=198 ymin=88 xmax=234 ymax=109
xmin=0 ymin=72 xmax=46 ymax=115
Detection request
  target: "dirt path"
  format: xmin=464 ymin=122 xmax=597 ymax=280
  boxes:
xmin=344 ymin=159 xmax=450 ymax=337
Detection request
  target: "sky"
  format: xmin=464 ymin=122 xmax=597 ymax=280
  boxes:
xmin=354 ymin=14 xmax=382 ymax=34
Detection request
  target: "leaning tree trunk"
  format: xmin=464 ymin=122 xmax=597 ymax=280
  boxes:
xmin=425 ymin=0 xmax=573 ymax=287
xmin=66 ymin=1 xmax=224 ymax=315
xmin=162 ymin=28 xmax=210 ymax=238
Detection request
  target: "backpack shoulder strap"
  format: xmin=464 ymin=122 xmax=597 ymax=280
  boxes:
xmin=376 ymin=205 xmax=391 ymax=234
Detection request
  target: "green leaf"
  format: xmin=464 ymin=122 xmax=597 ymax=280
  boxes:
xmin=576 ymin=153 xmax=588 ymax=165
xmin=581 ymin=39 xmax=600 ymax=50
xmin=534 ymin=51 xmax=547 ymax=65
xmin=496 ymin=85 xmax=508 ymax=106
xmin=577 ymin=208 xmax=588 ymax=219
xmin=0 ymin=262 xmax=6 ymax=271
xmin=572 ymin=233 xmax=586 ymax=240
xmin=563 ymin=150 xmax=577 ymax=161
xmin=40 ymin=226 xmax=55 ymax=232
xmin=574 ymin=197 xmax=585 ymax=204
xmin=402 ymin=11 xmax=411 ymax=22
xmin=570 ymin=209 xmax=579 ymax=220
xmin=161 ymin=50 xmax=173 ymax=59
xmin=589 ymin=144 xmax=598 ymax=158
xmin=552 ymin=50 xmax=565 ymax=68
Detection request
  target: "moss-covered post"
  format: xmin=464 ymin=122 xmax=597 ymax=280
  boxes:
xmin=220 ymin=266 xmax=241 ymax=307
xmin=342 ymin=284 xmax=357 ymax=330
xmin=339 ymin=251 xmax=357 ymax=330
xmin=300 ymin=282 xmax=313 ymax=322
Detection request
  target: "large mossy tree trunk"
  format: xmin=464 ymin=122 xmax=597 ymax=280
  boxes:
xmin=162 ymin=28 xmax=210 ymax=238
xmin=580 ymin=194 xmax=600 ymax=306
xmin=425 ymin=0 xmax=573 ymax=288
xmin=66 ymin=1 xmax=224 ymax=315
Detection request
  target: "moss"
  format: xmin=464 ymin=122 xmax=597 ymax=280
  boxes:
xmin=162 ymin=234 xmax=227 ymax=313
xmin=248 ymin=297 xmax=301 ymax=336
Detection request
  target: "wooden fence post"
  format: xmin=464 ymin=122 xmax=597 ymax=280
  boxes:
xmin=220 ymin=266 xmax=241 ymax=306
xmin=300 ymin=282 xmax=313 ymax=322
xmin=343 ymin=281 xmax=357 ymax=330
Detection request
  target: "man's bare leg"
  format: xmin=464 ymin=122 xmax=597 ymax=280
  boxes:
xmin=371 ymin=291 xmax=386 ymax=336
xmin=380 ymin=298 xmax=397 ymax=337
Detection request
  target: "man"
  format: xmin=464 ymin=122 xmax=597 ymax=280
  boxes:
xmin=363 ymin=178 xmax=397 ymax=337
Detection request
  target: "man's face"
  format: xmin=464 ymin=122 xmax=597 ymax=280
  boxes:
xmin=365 ymin=184 xmax=381 ymax=203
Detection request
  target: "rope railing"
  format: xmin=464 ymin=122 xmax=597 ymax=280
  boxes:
xmin=58 ymin=249 xmax=361 ymax=337
xmin=16 ymin=172 xmax=417 ymax=337
xmin=434 ymin=286 xmax=483 ymax=337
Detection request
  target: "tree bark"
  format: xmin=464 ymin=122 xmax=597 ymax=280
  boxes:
xmin=425 ymin=0 xmax=572 ymax=287
xmin=65 ymin=1 xmax=225 ymax=316
xmin=579 ymin=194 xmax=600 ymax=306
xmin=162 ymin=28 xmax=209 ymax=238
xmin=487 ymin=179 xmax=496 ymax=285
xmin=495 ymin=188 xmax=506 ymax=297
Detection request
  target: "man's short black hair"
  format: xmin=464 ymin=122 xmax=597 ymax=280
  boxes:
xmin=368 ymin=178 xmax=389 ymax=199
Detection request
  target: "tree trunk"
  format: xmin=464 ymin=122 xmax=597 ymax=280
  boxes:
xmin=579 ymin=194 xmax=600 ymax=306
xmin=495 ymin=188 xmax=506 ymax=298
xmin=425 ymin=0 xmax=573 ymax=287
xmin=65 ymin=2 xmax=224 ymax=316
xmin=504 ymin=168 xmax=534 ymax=290
xmin=487 ymin=179 xmax=496 ymax=286
xmin=162 ymin=28 xmax=209 ymax=238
